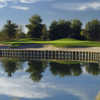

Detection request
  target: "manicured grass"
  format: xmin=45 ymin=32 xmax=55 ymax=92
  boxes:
xmin=50 ymin=60 xmax=81 ymax=64
xmin=1 ymin=38 xmax=100 ymax=47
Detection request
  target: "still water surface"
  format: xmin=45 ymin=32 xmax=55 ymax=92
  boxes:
xmin=0 ymin=57 xmax=100 ymax=100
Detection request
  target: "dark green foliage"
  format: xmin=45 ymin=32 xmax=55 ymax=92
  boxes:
xmin=1 ymin=14 xmax=100 ymax=41
xmin=70 ymin=19 xmax=82 ymax=39
xmin=49 ymin=20 xmax=71 ymax=40
xmin=85 ymin=19 xmax=100 ymax=41
xmin=2 ymin=20 xmax=18 ymax=40
xmin=26 ymin=15 xmax=43 ymax=39
xmin=80 ymin=29 xmax=89 ymax=40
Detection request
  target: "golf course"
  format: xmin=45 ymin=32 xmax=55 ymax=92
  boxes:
xmin=0 ymin=38 xmax=100 ymax=48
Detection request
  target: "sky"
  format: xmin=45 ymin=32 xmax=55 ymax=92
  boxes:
xmin=0 ymin=0 xmax=100 ymax=31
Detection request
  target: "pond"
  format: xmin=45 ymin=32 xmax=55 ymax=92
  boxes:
xmin=0 ymin=57 xmax=100 ymax=100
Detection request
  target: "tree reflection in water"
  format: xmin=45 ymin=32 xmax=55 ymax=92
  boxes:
xmin=26 ymin=60 xmax=48 ymax=82
xmin=49 ymin=62 xmax=82 ymax=77
xmin=1 ymin=57 xmax=100 ymax=82
xmin=85 ymin=63 xmax=100 ymax=75
xmin=1 ymin=58 xmax=24 ymax=77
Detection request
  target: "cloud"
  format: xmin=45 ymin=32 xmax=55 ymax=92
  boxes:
xmin=0 ymin=75 xmax=50 ymax=99
xmin=0 ymin=74 xmax=89 ymax=100
xmin=0 ymin=4 xmax=6 ymax=8
xmin=52 ymin=2 xmax=100 ymax=11
xmin=0 ymin=0 xmax=54 ymax=10
xmin=0 ymin=0 xmax=54 ymax=4
xmin=19 ymin=0 xmax=41 ymax=3
xmin=11 ymin=6 xmax=29 ymax=10
xmin=19 ymin=0 xmax=54 ymax=4
xmin=0 ymin=0 xmax=7 ymax=8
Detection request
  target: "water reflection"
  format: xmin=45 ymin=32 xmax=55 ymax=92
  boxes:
xmin=50 ymin=62 xmax=82 ymax=77
xmin=26 ymin=61 xmax=47 ymax=82
xmin=85 ymin=63 xmax=100 ymax=75
xmin=1 ymin=58 xmax=24 ymax=77
xmin=0 ymin=57 xmax=100 ymax=81
xmin=0 ymin=57 xmax=100 ymax=100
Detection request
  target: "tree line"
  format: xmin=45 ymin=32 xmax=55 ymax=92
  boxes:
xmin=0 ymin=14 xmax=100 ymax=41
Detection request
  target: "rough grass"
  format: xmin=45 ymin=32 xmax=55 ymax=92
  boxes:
xmin=1 ymin=38 xmax=100 ymax=47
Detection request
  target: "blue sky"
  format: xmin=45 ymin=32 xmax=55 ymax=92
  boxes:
xmin=0 ymin=0 xmax=100 ymax=30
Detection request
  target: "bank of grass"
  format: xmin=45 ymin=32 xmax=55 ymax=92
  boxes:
xmin=50 ymin=60 xmax=81 ymax=64
xmin=0 ymin=38 xmax=100 ymax=47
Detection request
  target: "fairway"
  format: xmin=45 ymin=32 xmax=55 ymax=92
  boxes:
xmin=0 ymin=38 xmax=100 ymax=47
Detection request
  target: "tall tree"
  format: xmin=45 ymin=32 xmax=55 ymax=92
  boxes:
xmin=49 ymin=20 xmax=58 ymax=40
xmin=26 ymin=15 xmax=43 ymax=39
xmin=71 ymin=19 xmax=82 ymax=39
xmin=2 ymin=20 xmax=18 ymax=40
xmin=85 ymin=19 xmax=100 ymax=41
xmin=49 ymin=20 xmax=71 ymax=40
xmin=41 ymin=24 xmax=49 ymax=40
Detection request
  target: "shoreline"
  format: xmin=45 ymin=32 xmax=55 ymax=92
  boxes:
xmin=0 ymin=43 xmax=100 ymax=52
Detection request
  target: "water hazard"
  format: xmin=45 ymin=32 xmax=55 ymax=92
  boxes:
xmin=0 ymin=51 xmax=100 ymax=100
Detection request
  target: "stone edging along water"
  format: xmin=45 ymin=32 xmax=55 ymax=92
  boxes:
xmin=0 ymin=45 xmax=100 ymax=61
